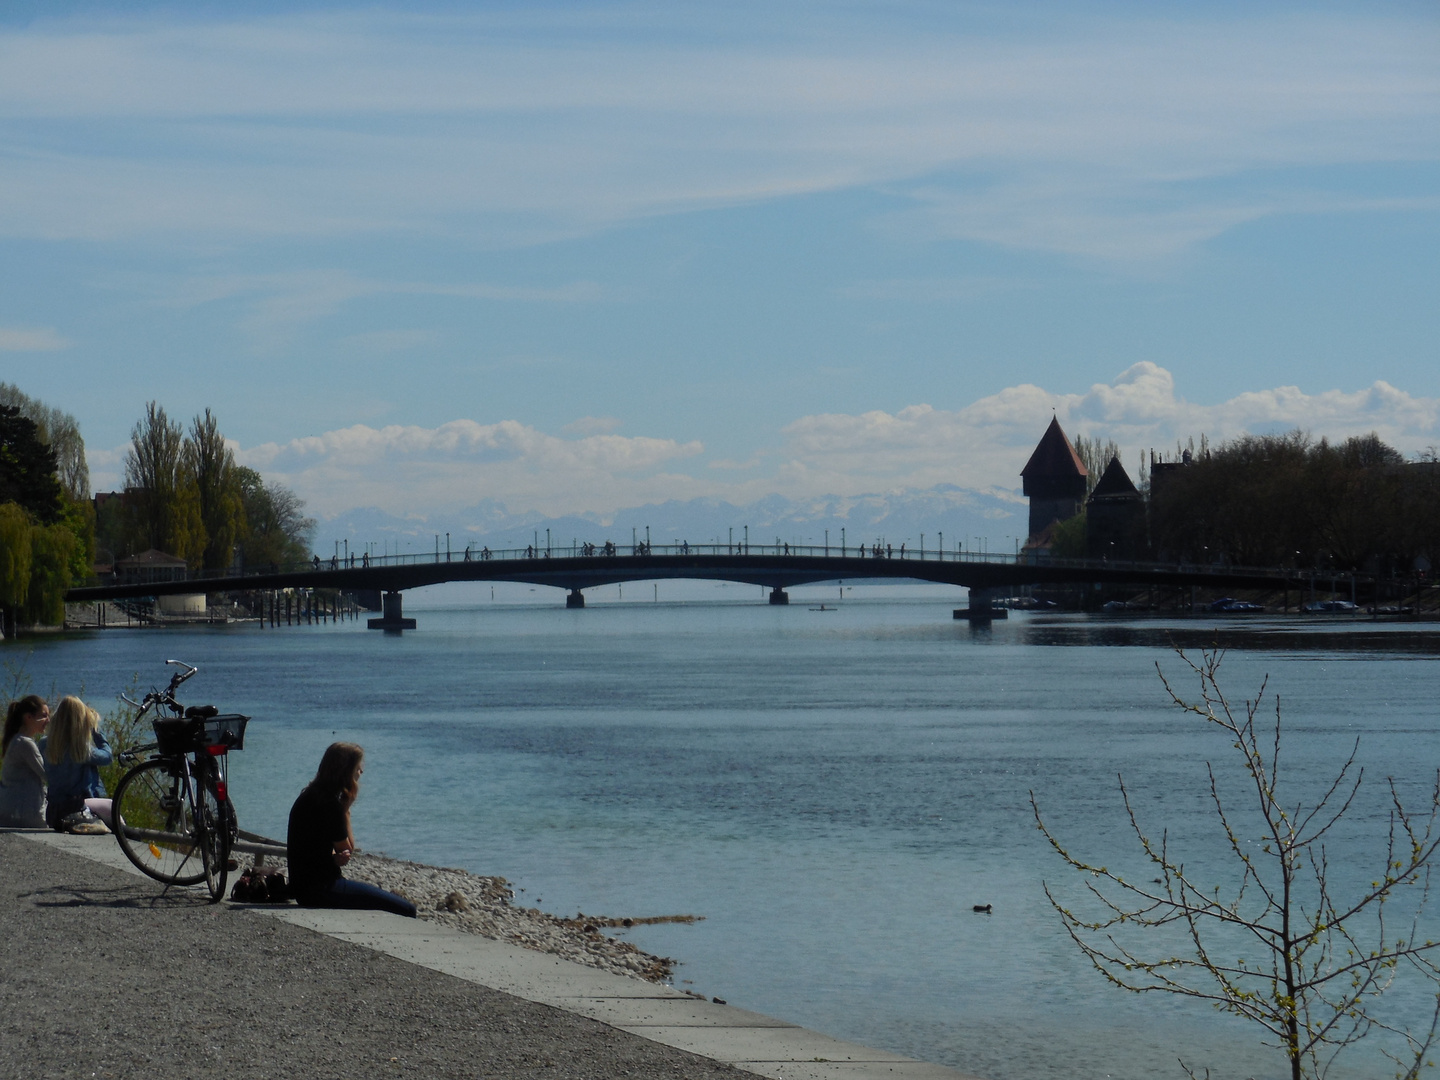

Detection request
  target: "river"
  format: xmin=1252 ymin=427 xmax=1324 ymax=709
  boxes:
xmin=11 ymin=581 xmax=1440 ymax=1080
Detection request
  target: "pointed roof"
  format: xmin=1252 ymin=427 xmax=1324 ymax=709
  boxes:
xmin=1020 ymin=417 xmax=1087 ymax=479
xmin=1089 ymin=455 xmax=1138 ymax=500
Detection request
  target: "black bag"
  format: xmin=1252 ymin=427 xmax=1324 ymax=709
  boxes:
xmin=230 ymin=867 xmax=290 ymax=903
xmin=45 ymin=794 xmax=86 ymax=832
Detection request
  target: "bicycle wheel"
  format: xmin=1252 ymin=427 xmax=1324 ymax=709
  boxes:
xmin=111 ymin=758 xmax=206 ymax=886
xmin=196 ymin=772 xmax=229 ymax=903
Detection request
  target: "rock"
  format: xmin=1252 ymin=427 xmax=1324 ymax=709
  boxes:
xmin=441 ymin=891 xmax=469 ymax=913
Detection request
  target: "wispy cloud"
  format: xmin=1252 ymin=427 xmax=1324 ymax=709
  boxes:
xmin=0 ymin=325 xmax=70 ymax=351
xmin=1 ymin=6 xmax=1434 ymax=258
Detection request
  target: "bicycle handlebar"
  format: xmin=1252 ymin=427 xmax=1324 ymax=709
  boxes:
xmin=124 ymin=660 xmax=201 ymax=722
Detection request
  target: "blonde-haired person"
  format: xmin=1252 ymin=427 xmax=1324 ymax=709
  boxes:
xmin=286 ymin=742 xmax=416 ymax=916
xmin=0 ymin=695 xmax=50 ymax=827
xmin=40 ymin=696 xmax=113 ymax=834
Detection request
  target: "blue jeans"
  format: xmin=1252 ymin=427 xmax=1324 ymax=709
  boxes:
xmin=301 ymin=877 xmax=417 ymax=918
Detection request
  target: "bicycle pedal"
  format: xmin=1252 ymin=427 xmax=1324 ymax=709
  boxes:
xmin=159 ymin=796 xmax=180 ymax=811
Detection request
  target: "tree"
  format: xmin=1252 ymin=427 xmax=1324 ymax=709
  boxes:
xmin=1033 ymin=651 xmax=1440 ymax=1079
xmin=0 ymin=405 xmax=64 ymax=523
xmin=1073 ymin=435 xmax=1121 ymax=497
xmin=187 ymin=408 xmax=245 ymax=571
xmin=1048 ymin=511 xmax=1087 ymax=558
xmin=22 ymin=521 xmax=77 ymax=626
xmin=123 ymin=401 xmax=202 ymax=563
xmin=0 ymin=382 xmax=89 ymax=502
xmin=235 ymin=466 xmax=315 ymax=568
xmin=0 ymin=502 xmax=32 ymax=633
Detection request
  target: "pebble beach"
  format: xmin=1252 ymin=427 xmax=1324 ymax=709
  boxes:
xmin=340 ymin=850 xmax=687 ymax=984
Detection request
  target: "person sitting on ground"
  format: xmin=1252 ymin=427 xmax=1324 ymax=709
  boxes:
xmin=287 ymin=742 xmax=417 ymax=917
xmin=40 ymin=696 xmax=113 ymax=833
xmin=0 ymin=695 xmax=50 ymax=828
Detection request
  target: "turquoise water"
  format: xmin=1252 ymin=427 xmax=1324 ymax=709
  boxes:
xmin=11 ymin=588 xmax=1440 ymax=1080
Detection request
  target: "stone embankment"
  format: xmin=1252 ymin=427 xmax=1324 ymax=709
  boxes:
xmin=343 ymin=851 xmax=691 ymax=982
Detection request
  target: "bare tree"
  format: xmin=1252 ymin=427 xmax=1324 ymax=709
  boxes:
xmin=1032 ymin=650 xmax=1440 ymax=1080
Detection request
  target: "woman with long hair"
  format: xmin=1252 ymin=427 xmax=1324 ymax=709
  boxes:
xmin=0 ymin=695 xmax=50 ymax=827
xmin=286 ymin=742 xmax=416 ymax=917
xmin=41 ymin=696 xmax=113 ymax=833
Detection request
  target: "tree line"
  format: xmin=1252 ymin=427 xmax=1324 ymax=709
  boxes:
xmin=1149 ymin=431 xmax=1440 ymax=573
xmin=0 ymin=385 xmax=315 ymax=631
xmin=0 ymin=385 xmax=94 ymax=630
xmin=1054 ymin=429 xmax=1440 ymax=574
xmin=99 ymin=401 xmax=315 ymax=572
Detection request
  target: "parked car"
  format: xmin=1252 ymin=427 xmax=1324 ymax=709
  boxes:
xmin=1209 ymin=597 xmax=1263 ymax=613
xmin=1302 ymin=599 xmax=1358 ymax=613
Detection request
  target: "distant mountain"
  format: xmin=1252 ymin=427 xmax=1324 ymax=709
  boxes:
xmin=319 ymin=484 xmax=1028 ymax=557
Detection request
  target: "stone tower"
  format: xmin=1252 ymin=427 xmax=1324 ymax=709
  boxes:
xmin=1021 ymin=417 xmax=1088 ymax=543
xmin=1085 ymin=455 xmax=1143 ymax=559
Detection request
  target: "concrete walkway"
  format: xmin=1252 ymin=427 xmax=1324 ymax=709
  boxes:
xmin=10 ymin=830 xmax=984 ymax=1080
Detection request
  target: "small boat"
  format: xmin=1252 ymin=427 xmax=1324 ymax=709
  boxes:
xmin=809 ymin=604 xmax=838 ymax=612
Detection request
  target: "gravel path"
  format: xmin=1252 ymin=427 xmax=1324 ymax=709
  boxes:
xmin=0 ymin=835 xmax=740 ymax=1080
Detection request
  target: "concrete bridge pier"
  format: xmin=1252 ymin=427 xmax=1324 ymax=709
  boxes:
xmin=367 ymin=590 xmax=417 ymax=631
xmin=954 ymin=586 xmax=1008 ymax=622
xmin=769 ymin=588 xmax=789 ymax=605
xmin=566 ymin=589 xmax=585 ymax=608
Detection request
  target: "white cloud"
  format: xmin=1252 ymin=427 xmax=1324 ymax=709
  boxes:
xmin=0 ymin=326 xmax=70 ymax=351
xmin=775 ymin=362 xmax=1440 ymax=493
xmin=0 ymin=7 xmax=1434 ymax=257
xmin=137 ymin=364 xmax=1440 ymax=519
xmin=237 ymin=419 xmax=703 ymax=517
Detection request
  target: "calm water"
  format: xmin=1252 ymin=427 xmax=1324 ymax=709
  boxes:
xmin=10 ymin=585 xmax=1440 ymax=1080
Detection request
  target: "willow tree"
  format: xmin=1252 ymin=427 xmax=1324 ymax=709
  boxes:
xmin=1033 ymin=651 xmax=1440 ymax=1080
xmin=123 ymin=401 xmax=202 ymax=564
xmin=0 ymin=502 xmax=32 ymax=633
xmin=187 ymin=408 xmax=245 ymax=571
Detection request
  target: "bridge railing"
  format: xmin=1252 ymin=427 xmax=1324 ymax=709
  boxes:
xmin=81 ymin=539 xmax=1318 ymax=590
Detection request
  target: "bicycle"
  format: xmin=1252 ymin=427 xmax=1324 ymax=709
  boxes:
xmin=110 ymin=660 xmax=249 ymax=903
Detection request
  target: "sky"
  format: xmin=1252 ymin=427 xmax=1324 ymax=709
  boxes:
xmin=2 ymin=1 xmax=1438 ymax=524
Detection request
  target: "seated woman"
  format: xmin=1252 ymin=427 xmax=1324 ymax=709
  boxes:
xmin=0 ymin=695 xmax=50 ymax=828
xmin=287 ymin=742 xmax=416 ymax=917
xmin=41 ymin=696 xmax=113 ymax=833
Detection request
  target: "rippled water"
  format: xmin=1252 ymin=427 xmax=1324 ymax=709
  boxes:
xmin=12 ymin=585 xmax=1440 ymax=1080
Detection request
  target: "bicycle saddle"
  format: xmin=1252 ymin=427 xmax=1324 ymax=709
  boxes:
xmin=185 ymin=705 xmax=219 ymax=719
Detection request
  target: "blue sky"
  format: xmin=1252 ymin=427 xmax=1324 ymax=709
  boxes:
xmin=2 ymin=1 xmax=1437 ymax=519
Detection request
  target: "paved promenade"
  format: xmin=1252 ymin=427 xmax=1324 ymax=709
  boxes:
xmin=1 ymin=832 xmax=984 ymax=1080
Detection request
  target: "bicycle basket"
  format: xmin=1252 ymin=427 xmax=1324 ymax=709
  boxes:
xmin=152 ymin=713 xmax=249 ymax=754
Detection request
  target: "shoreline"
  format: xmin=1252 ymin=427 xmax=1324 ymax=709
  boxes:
xmin=341 ymin=849 xmax=685 ymax=983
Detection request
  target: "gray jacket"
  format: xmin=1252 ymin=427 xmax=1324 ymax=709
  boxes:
xmin=0 ymin=735 xmax=47 ymax=828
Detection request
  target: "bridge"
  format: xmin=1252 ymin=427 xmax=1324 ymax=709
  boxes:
xmin=65 ymin=540 xmax=1348 ymax=628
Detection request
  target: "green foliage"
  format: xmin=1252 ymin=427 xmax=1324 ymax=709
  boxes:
xmin=22 ymin=522 xmax=76 ymax=626
xmin=1034 ymin=652 xmax=1440 ymax=1080
xmin=1048 ymin=511 xmax=1087 ymax=558
xmin=188 ymin=408 xmax=246 ymax=571
xmin=97 ymin=673 xmax=147 ymax=796
xmin=0 ymin=502 xmax=32 ymax=615
xmin=0 ymin=382 xmax=89 ymax=501
xmin=236 ymin=465 xmax=315 ymax=568
xmin=0 ymin=405 xmax=64 ymax=524
xmin=123 ymin=401 xmax=204 ymax=565
xmin=58 ymin=498 xmax=95 ymax=582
